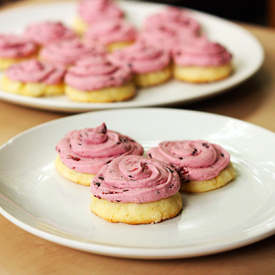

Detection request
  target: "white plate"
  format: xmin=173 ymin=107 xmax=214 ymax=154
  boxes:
xmin=1 ymin=108 xmax=275 ymax=259
xmin=0 ymin=1 xmax=264 ymax=112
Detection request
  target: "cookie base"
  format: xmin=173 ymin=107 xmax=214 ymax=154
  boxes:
xmin=180 ymin=163 xmax=236 ymax=193
xmin=55 ymin=155 xmax=95 ymax=186
xmin=173 ymin=63 xmax=233 ymax=83
xmin=72 ymin=16 xmax=89 ymax=34
xmin=134 ymin=65 xmax=172 ymax=87
xmin=1 ymin=75 xmax=64 ymax=97
xmin=65 ymin=80 xmax=136 ymax=102
xmin=90 ymin=192 xmax=183 ymax=224
xmin=106 ymin=40 xmax=135 ymax=52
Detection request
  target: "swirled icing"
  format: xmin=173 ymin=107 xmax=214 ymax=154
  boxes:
xmin=39 ymin=38 xmax=107 ymax=67
xmin=108 ymin=40 xmax=171 ymax=74
xmin=84 ymin=18 xmax=138 ymax=46
xmin=143 ymin=7 xmax=200 ymax=35
xmin=90 ymin=155 xmax=180 ymax=203
xmin=0 ymin=34 xmax=38 ymax=58
xmin=78 ymin=0 xmax=123 ymax=25
xmin=56 ymin=123 xmax=144 ymax=174
xmin=24 ymin=21 xmax=77 ymax=46
xmin=5 ymin=59 xmax=65 ymax=84
xmin=65 ymin=55 xmax=133 ymax=90
xmin=172 ymin=36 xmax=232 ymax=66
xmin=147 ymin=140 xmax=230 ymax=181
xmin=138 ymin=23 xmax=197 ymax=53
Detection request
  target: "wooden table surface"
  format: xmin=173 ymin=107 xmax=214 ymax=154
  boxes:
xmin=1 ymin=1 xmax=275 ymax=274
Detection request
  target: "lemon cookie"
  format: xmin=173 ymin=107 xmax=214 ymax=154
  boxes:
xmin=64 ymin=55 xmax=136 ymax=102
xmin=24 ymin=21 xmax=77 ymax=47
xmin=172 ymin=36 xmax=233 ymax=83
xmin=1 ymin=59 xmax=65 ymax=97
xmin=138 ymin=7 xmax=200 ymax=54
xmin=0 ymin=34 xmax=38 ymax=70
xmin=109 ymin=40 xmax=172 ymax=87
xmin=73 ymin=0 xmax=124 ymax=34
xmin=84 ymin=18 xmax=138 ymax=52
xmin=143 ymin=7 xmax=201 ymax=36
xmin=39 ymin=38 xmax=107 ymax=68
xmin=55 ymin=123 xmax=144 ymax=185
xmin=90 ymin=155 xmax=182 ymax=224
xmin=148 ymin=140 xmax=236 ymax=193
xmin=180 ymin=162 xmax=236 ymax=193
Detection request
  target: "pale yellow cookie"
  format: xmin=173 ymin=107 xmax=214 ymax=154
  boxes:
xmin=106 ymin=40 xmax=135 ymax=52
xmin=1 ymin=75 xmax=64 ymax=97
xmin=65 ymin=80 xmax=136 ymax=103
xmin=72 ymin=17 xmax=89 ymax=35
xmin=180 ymin=163 xmax=236 ymax=193
xmin=0 ymin=55 xmax=36 ymax=71
xmin=134 ymin=65 xmax=172 ymax=87
xmin=55 ymin=155 xmax=95 ymax=186
xmin=173 ymin=63 xmax=233 ymax=83
xmin=90 ymin=192 xmax=182 ymax=224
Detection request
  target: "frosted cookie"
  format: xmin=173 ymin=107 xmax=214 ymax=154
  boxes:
xmin=73 ymin=0 xmax=124 ymax=34
xmin=84 ymin=18 xmax=138 ymax=52
xmin=24 ymin=21 xmax=77 ymax=46
xmin=109 ymin=40 xmax=172 ymax=87
xmin=55 ymin=123 xmax=144 ymax=185
xmin=139 ymin=7 xmax=200 ymax=54
xmin=0 ymin=34 xmax=38 ymax=70
xmin=64 ymin=55 xmax=136 ymax=102
xmin=138 ymin=22 xmax=197 ymax=54
xmin=1 ymin=59 xmax=65 ymax=97
xmin=90 ymin=155 xmax=182 ymax=224
xmin=143 ymin=7 xmax=201 ymax=36
xmin=172 ymin=36 xmax=233 ymax=83
xmin=39 ymin=38 xmax=107 ymax=68
xmin=148 ymin=140 xmax=236 ymax=193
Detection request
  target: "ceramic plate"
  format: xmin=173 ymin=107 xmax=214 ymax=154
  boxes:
xmin=0 ymin=1 xmax=264 ymax=112
xmin=1 ymin=108 xmax=275 ymax=259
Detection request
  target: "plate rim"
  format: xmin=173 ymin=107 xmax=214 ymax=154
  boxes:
xmin=1 ymin=205 xmax=275 ymax=260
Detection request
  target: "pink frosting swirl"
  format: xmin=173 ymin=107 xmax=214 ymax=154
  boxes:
xmin=147 ymin=140 xmax=230 ymax=182
xmin=172 ymin=36 xmax=232 ymax=66
xmin=144 ymin=7 xmax=200 ymax=35
xmin=138 ymin=22 xmax=197 ymax=53
xmin=78 ymin=0 xmax=123 ymax=25
xmin=108 ymin=40 xmax=171 ymax=74
xmin=56 ymin=123 xmax=144 ymax=174
xmin=90 ymin=155 xmax=180 ymax=203
xmin=24 ymin=21 xmax=77 ymax=46
xmin=84 ymin=18 xmax=138 ymax=46
xmin=39 ymin=38 xmax=107 ymax=67
xmin=65 ymin=55 xmax=133 ymax=90
xmin=5 ymin=59 xmax=65 ymax=84
xmin=0 ymin=34 xmax=38 ymax=58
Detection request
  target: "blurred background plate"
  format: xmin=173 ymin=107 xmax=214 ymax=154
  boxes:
xmin=0 ymin=0 xmax=264 ymax=112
